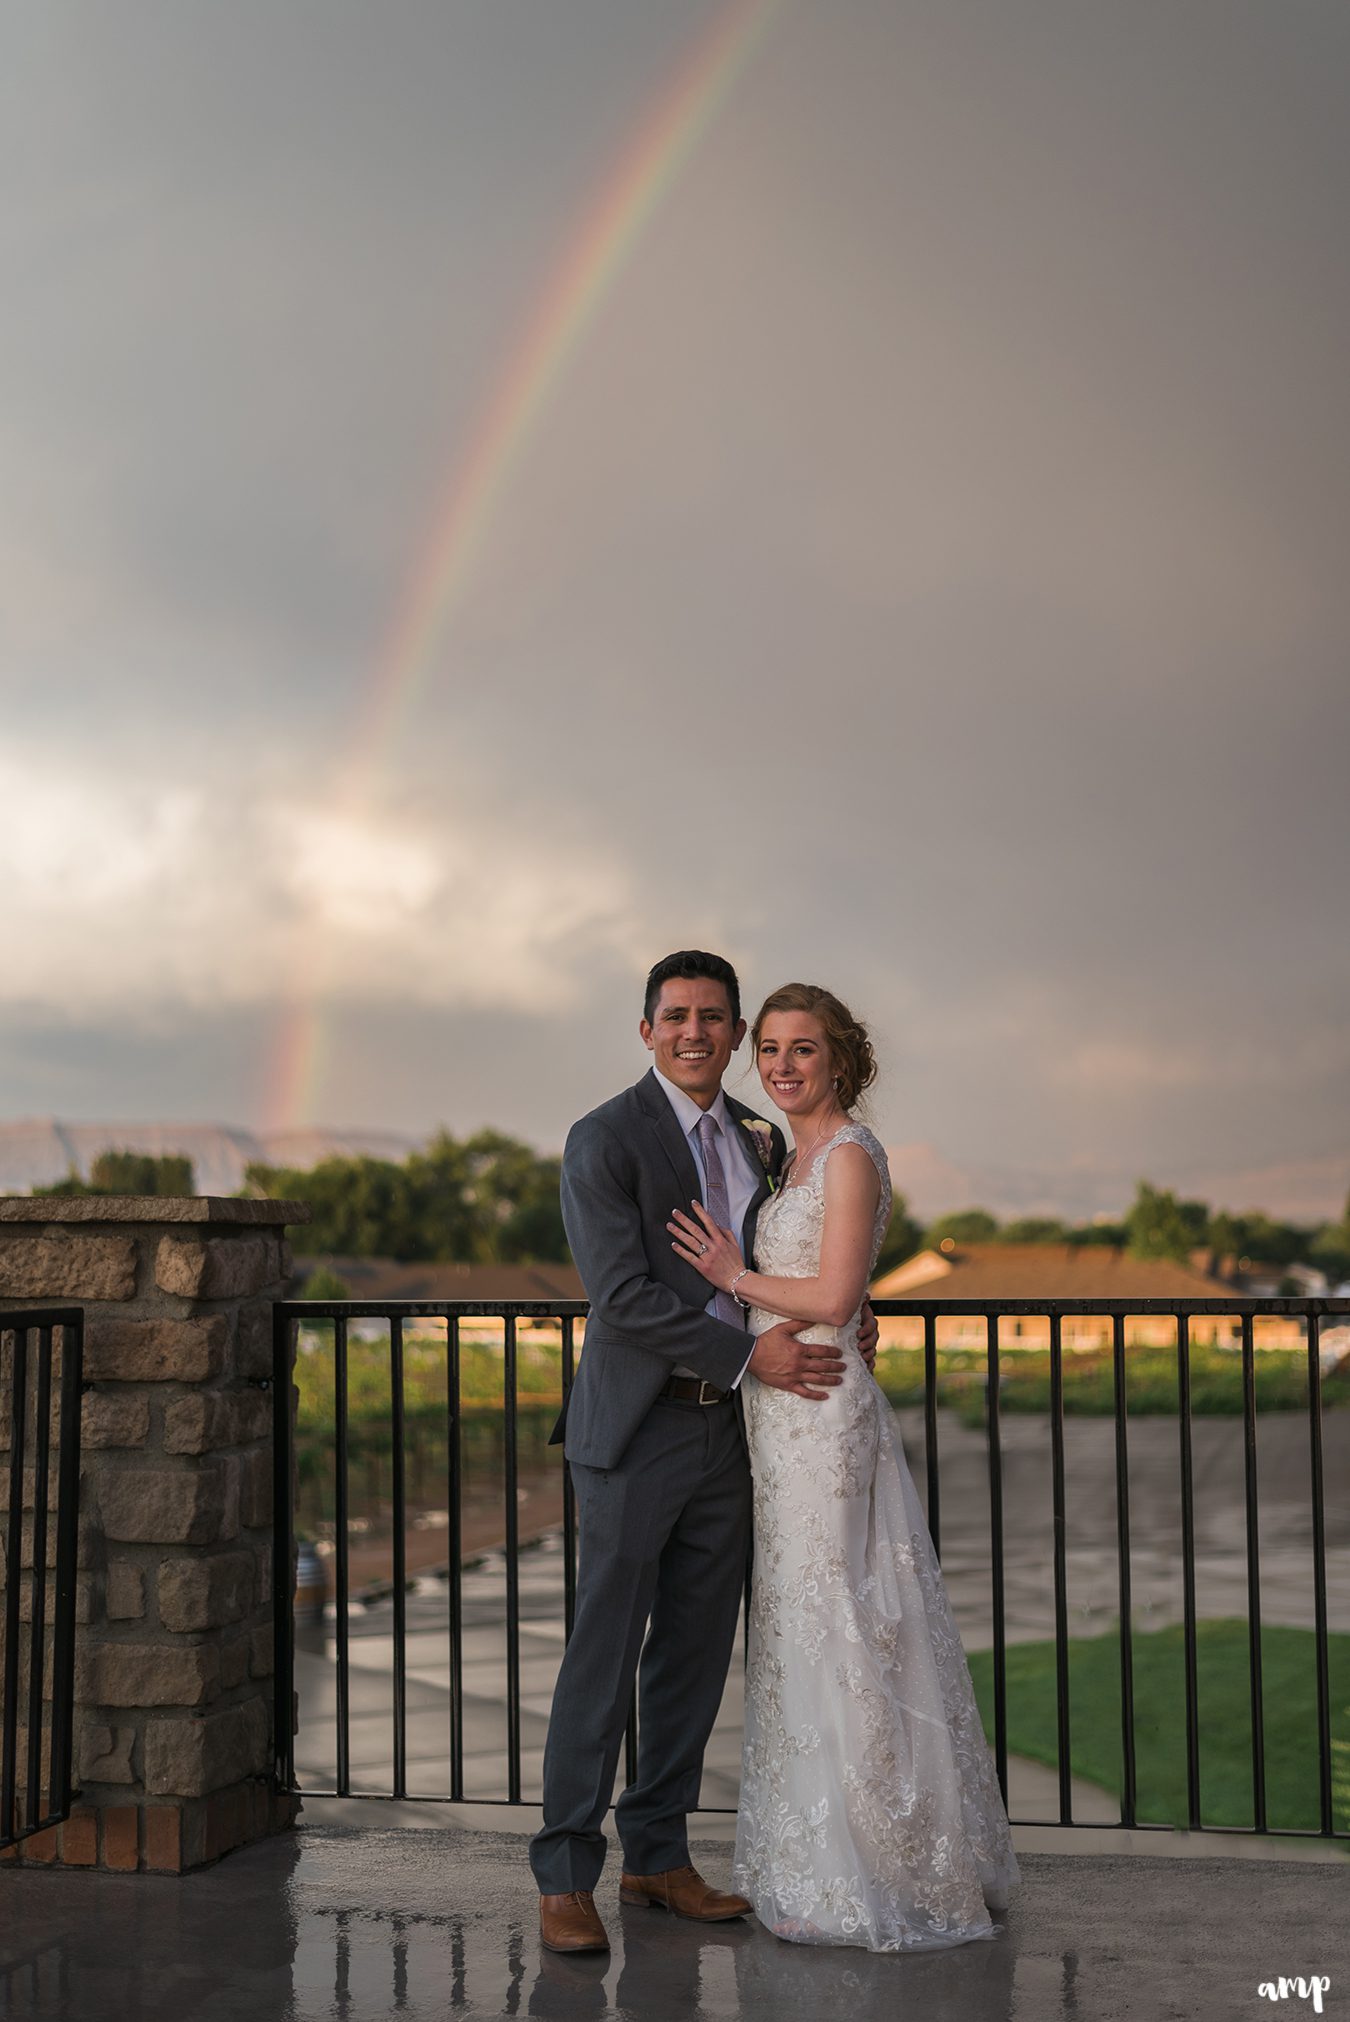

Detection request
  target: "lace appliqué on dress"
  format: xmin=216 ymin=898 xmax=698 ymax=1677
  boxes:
xmin=732 ymin=1123 xmax=1019 ymax=1952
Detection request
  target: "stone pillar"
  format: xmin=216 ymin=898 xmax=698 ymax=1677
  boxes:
xmin=0 ymin=1195 xmax=308 ymax=1871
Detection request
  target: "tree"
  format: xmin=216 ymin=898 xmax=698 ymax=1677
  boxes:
xmin=1206 ymin=1207 xmax=1317 ymax=1270
xmin=246 ymin=1152 xmax=424 ymax=1258
xmin=244 ymin=1127 xmax=568 ymax=1264
xmin=1125 ymin=1182 xmax=1208 ymax=1262
xmin=400 ymin=1131 xmax=568 ymax=1263
xmin=1309 ymin=1190 xmax=1350 ymax=1285
xmin=1065 ymin=1219 xmax=1127 ymax=1248
xmin=1206 ymin=1210 xmax=1247 ymax=1261
xmin=998 ymin=1217 xmax=1067 ymax=1245
xmin=924 ymin=1209 xmax=999 ymax=1249
xmin=91 ymin=1150 xmax=194 ymax=1195
xmin=297 ymin=1264 xmax=352 ymax=1300
xmin=874 ymin=1194 xmax=924 ymax=1277
xmin=33 ymin=1150 xmax=195 ymax=1197
xmin=446 ymin=1130 xmax=568 ymax=1263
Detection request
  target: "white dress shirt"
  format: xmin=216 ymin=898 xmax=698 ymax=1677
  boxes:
xmin=652 ymin=1066 xmax=761 ymax=1387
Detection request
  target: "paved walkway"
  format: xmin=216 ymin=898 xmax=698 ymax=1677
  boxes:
xmin=1 ymin=1823 xmax=1346 ymax=2021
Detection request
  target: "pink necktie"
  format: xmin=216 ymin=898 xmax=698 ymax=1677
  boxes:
xmin=697 ymin=1114 xmax=745 ymax=1331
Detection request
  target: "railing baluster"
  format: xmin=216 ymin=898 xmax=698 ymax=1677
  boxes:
xmin=1306 ymin=1312 xmax=1332 ymax=1836
xmin=986 ymin=1312 xmax=1007 ymax=1804
xmin=1177 ymin=1313 xmax=1201 ymax=1829
xmin=1049 ymin=1311 xmax=1072 ymax=1824
xmin=390 ymin=1316 xmax=407 ymax=1800
xmin=923 ymin=1310 xmax=940 ymax=1561
xmin=1239 ymin=1312 xmax=1265 ymax=1831
xmin=48 ymin=1317 xmax=83 ymax=1825
xmin=25 ymin=1329 xmax=53 ymax=1829
xmin=1112 ymin=1312 xmax=1136 ymax=1828
xmin=334 ymin=1314 xmax=351 ymax=1795
xmin=447 ymin=1316 xmax=464 ymax=1803
xmin=503 ymin=1317 xmax=521 ymax=1805
xmin=3 ymin=1328 xmax=28 ymax=1843
xmin=271 ymin=1305 xmax=296 ymax=1793
xmin=0 ymin=1313 xmax=83 ymax=1850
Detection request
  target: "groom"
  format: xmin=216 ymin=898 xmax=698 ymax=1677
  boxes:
xmin=529 ymin=949 xmax=877 ymax=1953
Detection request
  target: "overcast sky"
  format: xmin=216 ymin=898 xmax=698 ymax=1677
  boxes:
xmin=3 ymin=0 xmax=1348 ymax=1217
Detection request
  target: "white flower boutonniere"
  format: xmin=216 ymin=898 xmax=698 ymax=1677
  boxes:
xmin=741 ymin=1117 xmax=778 ymax=1190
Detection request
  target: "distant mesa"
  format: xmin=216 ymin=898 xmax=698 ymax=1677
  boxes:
xmin=0 ymin=1118 xmax=423 ymax=1198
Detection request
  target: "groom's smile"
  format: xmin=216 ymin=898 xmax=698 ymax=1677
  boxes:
xmin=640 ymin=976 xmax=746 ymax=1109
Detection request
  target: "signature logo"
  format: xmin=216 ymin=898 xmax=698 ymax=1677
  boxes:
xmin=1258 ymin=1979 xmax=1331 ymax=2015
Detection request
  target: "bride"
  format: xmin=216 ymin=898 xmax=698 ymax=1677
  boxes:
xmin=669 ymin=982 xmax=1019 ymax=1952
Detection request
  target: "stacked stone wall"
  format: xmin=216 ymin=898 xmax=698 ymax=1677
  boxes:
xmin=0 ymin=1197 xmax=307 ymax=1871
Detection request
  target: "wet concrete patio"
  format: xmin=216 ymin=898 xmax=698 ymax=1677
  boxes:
xmin=1 ymin=1821 xmax=1346 ymax=2022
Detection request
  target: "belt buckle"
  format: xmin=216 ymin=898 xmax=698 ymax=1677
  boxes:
xmin=697 ymin=1379 xmax=723 ymax=1405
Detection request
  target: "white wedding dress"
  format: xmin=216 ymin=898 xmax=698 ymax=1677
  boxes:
xmin=732 ymin=1123 xmax=1019 ymax=1951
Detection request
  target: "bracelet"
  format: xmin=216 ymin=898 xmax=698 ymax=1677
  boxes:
xmin=728 ymin=1268 xmax=752 ymax=1308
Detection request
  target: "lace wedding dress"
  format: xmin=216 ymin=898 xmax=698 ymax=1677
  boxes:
xmin=732 ymin=1123 xmax=1019 ymax=1951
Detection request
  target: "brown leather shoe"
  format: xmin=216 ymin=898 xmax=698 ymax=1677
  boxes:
xmin=539 ymin=1890 xmax=610 ymax=1953
xmin=619 ymin=1864 xmax=751 ymax=1921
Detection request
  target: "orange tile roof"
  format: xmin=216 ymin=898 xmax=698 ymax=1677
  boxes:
xmin=872 ymin=1243 xmax=1234 ymax=1302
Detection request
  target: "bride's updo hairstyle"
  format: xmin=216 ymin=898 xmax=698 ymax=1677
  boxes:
xmin=750 ymin=983 xmax=877 ymax=1112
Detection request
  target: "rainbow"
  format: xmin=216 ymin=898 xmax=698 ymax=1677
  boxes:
xmin=263 ymin=0 xmax=785 ymax=1135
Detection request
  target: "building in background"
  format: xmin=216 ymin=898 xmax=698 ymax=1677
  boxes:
xmin=871 ymin=1243 xmax=1253 ymax=1349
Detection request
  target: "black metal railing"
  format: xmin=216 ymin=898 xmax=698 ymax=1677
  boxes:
xmin=1 ymin=1311 xmax=84 ymax=1851
xmin=272 ymin=1295 xmax=1349 ymax=1843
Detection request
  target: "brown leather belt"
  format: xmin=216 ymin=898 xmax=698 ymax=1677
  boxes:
xmin=659 ymin=1375 xmax=732 ymax=1406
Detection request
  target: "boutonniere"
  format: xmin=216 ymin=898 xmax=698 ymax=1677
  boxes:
xmin=741 ymin=1118 xmax=778 ymax=1190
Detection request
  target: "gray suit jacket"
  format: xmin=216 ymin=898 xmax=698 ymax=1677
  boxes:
xmin=552 ymin=1069 xmax=787 ymax=1469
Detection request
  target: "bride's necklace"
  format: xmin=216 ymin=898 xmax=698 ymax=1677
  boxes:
xmin=785 ymin=1107 xmax=846 ymax=1189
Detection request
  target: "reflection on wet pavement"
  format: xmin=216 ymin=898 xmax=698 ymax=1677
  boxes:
xmin=1 ymin=1825 xmax=1346 ymax=2022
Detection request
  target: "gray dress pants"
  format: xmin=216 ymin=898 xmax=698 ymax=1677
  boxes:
xmin=528 ymin=1396 xmax=752 ymax=1894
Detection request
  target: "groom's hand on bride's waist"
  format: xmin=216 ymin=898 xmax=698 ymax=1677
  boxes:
xmin=857 ymin=1298 xmax=879 ymax=1372
xmin=748 ymin=1321 xmax=847 ymax=1399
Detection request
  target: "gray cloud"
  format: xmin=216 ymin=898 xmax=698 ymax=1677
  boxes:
xmin=2 ymin=0 xmax=1347 ymax=1215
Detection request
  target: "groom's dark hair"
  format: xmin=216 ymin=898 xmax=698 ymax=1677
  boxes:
xmin=643 ymin=950 xmax=741 ymax=1024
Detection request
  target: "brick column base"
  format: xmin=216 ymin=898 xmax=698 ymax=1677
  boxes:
xmin=6 ymin=1786 xmax=301 ymax=1873
xmin=0 ymin=1195 xmax=308 ymax=1872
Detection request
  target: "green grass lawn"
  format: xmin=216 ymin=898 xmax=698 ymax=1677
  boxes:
xmin=966 ymin=1620 xmax=1350 ymax=1836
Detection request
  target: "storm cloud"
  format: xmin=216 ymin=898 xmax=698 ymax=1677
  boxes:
xmin=3 ymin=0 xmax=1347 ymax=1216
